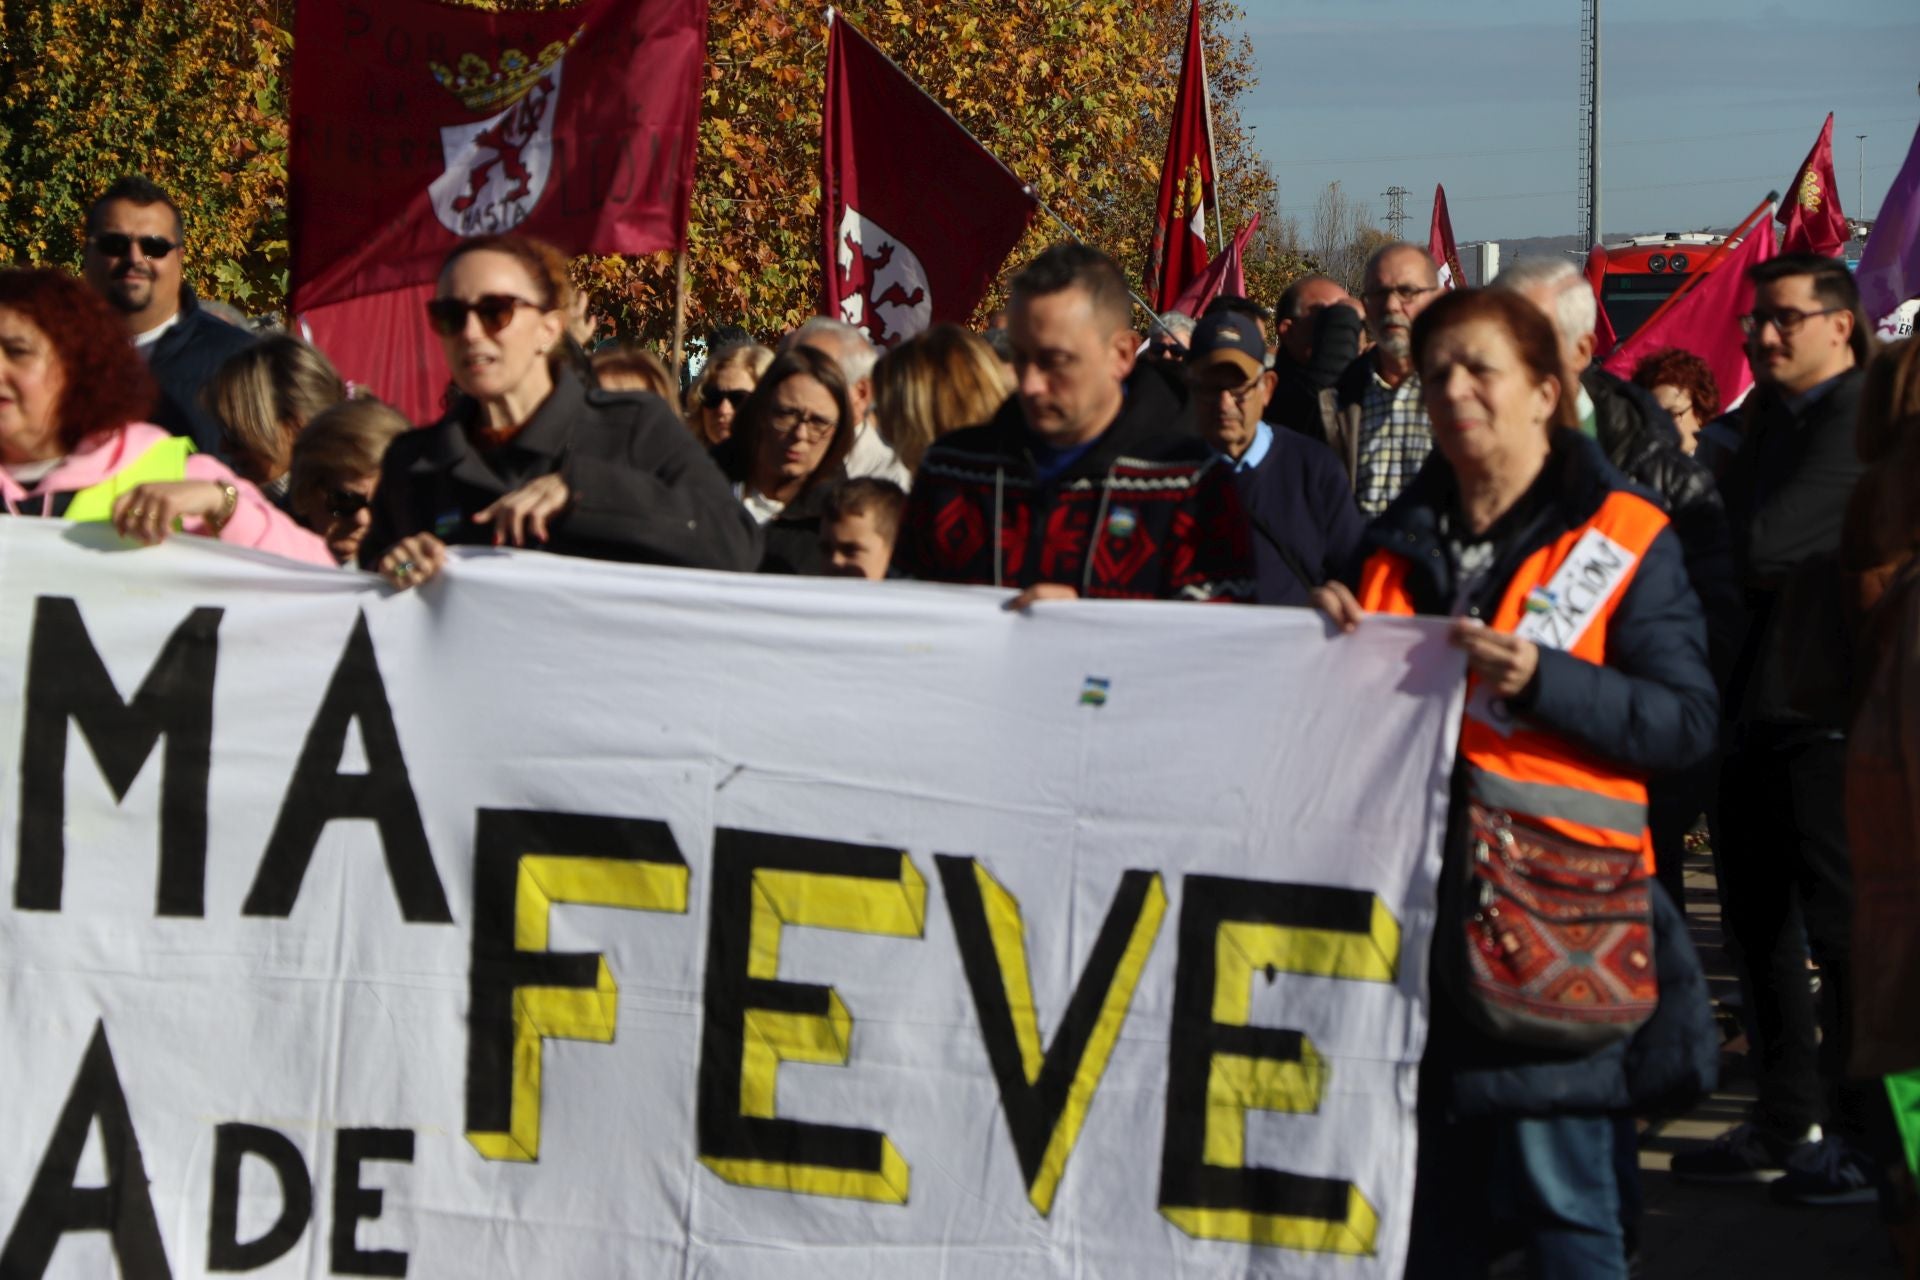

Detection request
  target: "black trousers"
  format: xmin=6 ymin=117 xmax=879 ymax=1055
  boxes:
xmin=1713 ymin=734 xmax=1858 ymax=1138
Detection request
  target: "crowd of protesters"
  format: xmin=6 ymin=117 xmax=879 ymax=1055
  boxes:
xmin=2 ymin=173 xmax=1917 ymax=1278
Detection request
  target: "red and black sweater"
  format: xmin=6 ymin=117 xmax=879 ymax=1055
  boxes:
xmin=893 ymin=373 xmax=1255 ymax=601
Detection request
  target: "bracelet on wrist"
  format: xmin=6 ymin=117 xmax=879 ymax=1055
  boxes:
xmin=206 ymin=481 xmax=239 ymax=535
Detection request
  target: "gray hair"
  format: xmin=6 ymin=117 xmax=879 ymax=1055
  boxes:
xmin=1156 ymin=311 xmax=1196 ymax=342
xmin=1490 ymin=256 xmax=1597 ymax=343
xmin=789 ymin=315 xmax=878 ymax=385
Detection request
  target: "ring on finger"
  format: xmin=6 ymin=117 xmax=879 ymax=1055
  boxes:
xmin=394 ymin=559 xmax=417 ymax=579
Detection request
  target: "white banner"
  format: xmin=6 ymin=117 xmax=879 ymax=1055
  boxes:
xmin=0 ymin=520 xmax=1464 ymax=1279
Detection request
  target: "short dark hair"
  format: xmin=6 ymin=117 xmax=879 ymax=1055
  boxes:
xmin=1010 ymin=243 xmax=1132 ymax=335
xmin=1749 ymin=252 xmax=1872 ymax=366
xmin=824 ymin=477 xmax=907 ymax=541
xmin=1275 ymin=273 xmax=1341 ymax=322
xmin=86 ymin=175 xmax=184 ymax=243
xmin=1202 ymin=294 xmax=1270 ymax=328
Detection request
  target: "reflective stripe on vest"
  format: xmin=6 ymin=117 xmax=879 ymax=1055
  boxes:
xmin=1358 ymin=489 xmax=1671 ymax=867
xmin=60 ymin=437 xmax=195 ymax=523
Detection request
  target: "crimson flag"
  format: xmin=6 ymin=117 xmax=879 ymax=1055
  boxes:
xmin=1148 ymin=0 xmax=1215 ymax=310
xmin=1428 ymin=184 xmax=1464 ymax=290
xmin=300 ymin=284 xmax=450 ymax=425
xmin=1603 ymin=218 xmax=1777 ymax=409
xmin=1169 ymin=214 xmax=1260 ymax=318
xmin=289 ymin=0 xmax=706 ymax=312
xmin=1583 ymin=243 xmax=1618 ymax=360
xmin=821 ymin=12 xmax=1037 ymax=348
xmin=1777 ymin=113 xmax=1849 ymax=259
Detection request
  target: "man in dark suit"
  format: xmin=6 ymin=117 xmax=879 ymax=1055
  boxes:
xmin=81 ymin=175 xmax=255 ymax=458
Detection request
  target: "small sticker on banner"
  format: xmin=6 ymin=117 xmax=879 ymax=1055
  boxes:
xmin=1079 ymin=676 xmax=1110 ymax=707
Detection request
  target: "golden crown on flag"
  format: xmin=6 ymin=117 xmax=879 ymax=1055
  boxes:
xmin=1798 ymin=169 xmax=1824 ymax=212
xmin=429 ymin=30 xmax=583 ymax=114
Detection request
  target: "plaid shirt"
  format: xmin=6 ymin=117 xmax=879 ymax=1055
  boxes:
xmin=1354 ymin=368 xmax=1431 ymax=517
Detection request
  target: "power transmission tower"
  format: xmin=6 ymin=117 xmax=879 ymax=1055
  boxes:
xmin=1578 ymin=0 xmax=1601 ymax=245
xmin=1383 ymin=186 xmax=1409 ymax=239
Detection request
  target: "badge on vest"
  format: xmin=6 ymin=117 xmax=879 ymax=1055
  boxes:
xmin=1105 ymin=507 xmax=1138 ymax=540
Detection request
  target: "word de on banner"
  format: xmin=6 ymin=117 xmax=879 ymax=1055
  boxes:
xmin=0 ymin=521 xmax=1465 ymax=1278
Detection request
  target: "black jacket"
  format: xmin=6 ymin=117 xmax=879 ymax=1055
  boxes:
xmin=1362 ymin=430 xmax=1720 ymax=1112
xmin=1583 ymin=367 xmax=1741 ymax=683
xmin=1235 ymin=429 xmax=1364 ymax=607
xmin=756 ymin=480 xmax=836 ymax=576
xmin=1719 ymin=367 xmax=1867 ymax=728
xmin=361 ymin=366 xmax=761 ymax=573
xmin=1265 ymin=305 xmax=1363 ymax=442
xmin=146 ymin=285 xmax=256 ymax=459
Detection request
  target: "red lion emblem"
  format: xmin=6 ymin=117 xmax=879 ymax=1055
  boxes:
xmin=452 ymin=76 xmax=555 ymax=214
xmin=840 ymin=234 xmax=927 ymax=349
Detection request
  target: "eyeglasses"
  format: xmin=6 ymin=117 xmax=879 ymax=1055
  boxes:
xmin=1362 ymin=284 xmax=1439 ymax=306
xmin=425 ymin=294 xmax=540 ymax=337
xmin=326 ymin=489 xmax=372 ymax=520
xmin=701 ymin=385 xmax=751 ymax=411
xmin=1737 ymin=307 xmax=1842 ymax=336
xmin=90 ymin=233 xmax=179 ymax=260
xmin=1189 ymin=372 xmax=1264 ymax=406
xmin=767 ymin=404 xmax=837 ymax=440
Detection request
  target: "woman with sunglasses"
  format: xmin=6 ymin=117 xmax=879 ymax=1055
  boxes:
xmin=684 ymin=342 xmax=773 ymax=447
xmin=0 ymin=267 xmax=330 ymax=564
xmin=726 ymin=347 xmax=857 ymax=573
xmin=362 ymin=234 xmax=759 ymax=587
xmin=288 ymin=397 xmax=410 ymax=565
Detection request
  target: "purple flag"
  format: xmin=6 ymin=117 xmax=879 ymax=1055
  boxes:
xmin=1858 ymin=119 xmax=1920 ymax=325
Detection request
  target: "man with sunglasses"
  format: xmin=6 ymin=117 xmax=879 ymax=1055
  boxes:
xmin=81 ymin=175 xmax=254 ymax=458
xmin=1673 ymin=253 xmax=1875 ymax=1205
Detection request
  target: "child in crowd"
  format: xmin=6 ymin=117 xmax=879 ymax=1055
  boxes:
xmin=817 ymin=478 xmax=905 ymax=580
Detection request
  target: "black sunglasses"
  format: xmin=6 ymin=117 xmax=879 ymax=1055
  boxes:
xmin=326 ymin=489 xmax=372 ymax=520
xmin=425 ymin=294 xmax=539 ymax=337
xmin=701 ymin=385 xmax=751 ymax=410
xmin=90 ymin=233 xmax=179 ymax=260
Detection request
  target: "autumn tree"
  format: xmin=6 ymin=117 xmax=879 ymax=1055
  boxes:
xmin=1 ymin=0 xmax=1301 ymax=338
xmin=0 ymin=0 xmax=292 ymax=302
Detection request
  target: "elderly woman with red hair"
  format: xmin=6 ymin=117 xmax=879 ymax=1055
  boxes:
xmin=0 ymin=268 xmax=329 ymax=563
xmin=1631 ymin=347 xmax=1721 ymax=456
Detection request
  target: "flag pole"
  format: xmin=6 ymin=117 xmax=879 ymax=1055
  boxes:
xmin=671 ymin=249 xmax=689 ymax=390
xmin=831 ymin=11 xmax=1179 ymax=340
xmin=1196 ymin=0 xmax=1226 ymax=253
xmin=1628 ymin=192 xmax=1777 ymax=338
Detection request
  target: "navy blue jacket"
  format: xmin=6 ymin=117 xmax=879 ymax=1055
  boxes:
xmin=146 ymin=285 xmax=256 ymax=459
xmin=1360 ymin=430 xmax=1720 ymax=1114
xmin=1234 ymin=428 xmax=1364 ymax=607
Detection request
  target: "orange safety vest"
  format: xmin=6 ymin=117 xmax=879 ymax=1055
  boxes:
xmin=1359 ymin=489 xmax=1672 ymax=873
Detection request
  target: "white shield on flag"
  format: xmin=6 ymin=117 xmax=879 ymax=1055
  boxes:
xmin=428 ymin=65 xmax=564 ymax=238
xmin=836 ymin=206 xmax=933 ymax=348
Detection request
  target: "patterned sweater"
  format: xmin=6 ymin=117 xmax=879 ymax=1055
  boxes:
xmin=894 ymin=372 xmax=1254 ymax=601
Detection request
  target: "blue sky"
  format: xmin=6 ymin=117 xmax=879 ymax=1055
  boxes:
xmin=1224 ymin=0 xmax=1920 ymax=243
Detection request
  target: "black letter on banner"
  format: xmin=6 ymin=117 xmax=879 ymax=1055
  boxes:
xmin=329 ymin=1129 xmax=411 ymax=1278
xmin=1157 ymin=877 xmax=1400 ymax=1256
xmin=16 ymin=596 xmax=220 ymax=917
xmin=697 ymin=829 xmax=924 ymax=1204
xmin=207 ymin=1124 xmax=311 ymax=1272
xmin=0 ymin=1022 xmax=172 ymax=1278
xmin=465 ymin=809 xmax=689 ymax=1161
xmin=243 ymin=612 xmax=450 ymax=922
xmin=935 ymin=855 xmax=1165 ymax=1215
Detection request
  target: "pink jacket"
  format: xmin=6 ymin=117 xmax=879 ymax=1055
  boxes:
xmin=0 ymin=423 xmax=333 ymax=566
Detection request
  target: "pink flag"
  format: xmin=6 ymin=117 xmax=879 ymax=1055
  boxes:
xmin=1603 ymin=219 xmax=1777 ymax=407
xmin=1428 ymin=185 xmax=1464 ymax=290
xmin=1169 ymin=214 xmax=1260 ymax=317
xmin=300 ymin=284 xmax=449 ymax=425
xmin=1857 ymin=117 xmax=1920 ymax=326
